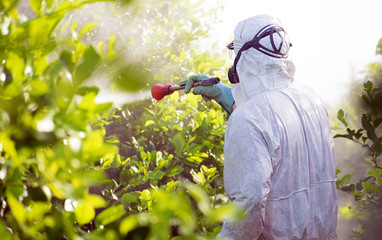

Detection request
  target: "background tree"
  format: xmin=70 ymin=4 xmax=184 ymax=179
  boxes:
xmin=335 ymin=38 xmax=382 ymax=240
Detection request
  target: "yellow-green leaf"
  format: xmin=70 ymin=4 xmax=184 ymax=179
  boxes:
xmin=75 ymin=200 xmax=95 ymax=225
xmin=7 ymin=194 xmax=26 ymax=224
xmin=79 ymin=23 xmax=98 ymax=39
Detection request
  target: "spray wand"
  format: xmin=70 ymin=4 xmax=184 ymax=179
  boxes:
xmin=151 ymin=77 xmax=220 ymax=101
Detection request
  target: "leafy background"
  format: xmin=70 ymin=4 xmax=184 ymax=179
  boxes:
xmin=0 ymin=0 xmax=381 ymax=239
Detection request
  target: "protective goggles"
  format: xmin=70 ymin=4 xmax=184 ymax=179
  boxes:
xmin=227 ymin=24 xmax=292 ymax=84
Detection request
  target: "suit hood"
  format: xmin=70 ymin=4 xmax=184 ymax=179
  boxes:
xmin=232 ymin=15 xmax=295 ymax=104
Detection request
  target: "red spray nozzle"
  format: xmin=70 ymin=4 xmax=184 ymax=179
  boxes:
xmin=151 ymin=84 xmax=174 ymax=101
xmin=151 ymin=77 xmax=220 ymax=101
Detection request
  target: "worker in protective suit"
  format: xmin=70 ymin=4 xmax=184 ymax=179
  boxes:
xmin=182 ymin=14 xmax=338 ymax=239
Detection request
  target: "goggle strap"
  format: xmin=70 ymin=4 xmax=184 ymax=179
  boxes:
xmin=229 ymin=24 xmax=291 ymax=84
xmin=252 ymin=24 xmax=290 ymax=59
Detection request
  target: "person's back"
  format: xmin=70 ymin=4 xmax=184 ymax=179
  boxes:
xmin=222 ymin=83 xmax=337 ymax=239
xmin=265 ymin=86 xmax=337 ymax=239
xmin=217 ymin=14 xmax=338 ymax=239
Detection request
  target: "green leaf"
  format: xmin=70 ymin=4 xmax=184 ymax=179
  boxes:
xmin=76 ymin=86 xmax=100 ymax=96
xmin=337 ymin=109 xmax=344 ymax=118
xmin=140 ymin=151 xmax=147 ymax=161
xmin=367 ymin=168 xmax=382 ymax=180
xmin=120 ymin=168 xmax=132 ymax=185
xmin=75 ymin=200 xmax=95 ymax=225
xmin=148 ymin=151 xmax=156 ymax=162
xmin=119 ymin=215 xmax=139 ymax=236
xmin=144 ymin=120 xmax=155 ymax=126
xmin=97 ymin=40 xmax=104 ymax=57
xmin=336 ymin=172 xmax=354 ymax=188
xmin=45 ymin=0 xmax=53 ymax=8
xmin=201 ymin=165 xmax=217 ymax=179
xmin=30 ymin=0 xmax=43 ymax=16
xmin=60 ymin=50 xmax=74 ymax=73
xmin=74 ymin=46 xmax=101 ymax=86
xmin=152 ymin=170 xmax=165 ymax=180
xmin=361 ymin=114 xmax=377 ymax=141
xmin=202 ymin=141 xmax=214 ymax=149
xmin=140 ymin=189 xmax=151 ymax=201
xmin=363 ymin=81 xmax=373 ymax=92
xmin=190 ymin=169 xmax=205 ymax=185
xmin=378 ymin=178 xmax=382 ymax=186
xmin=6 ymin=185 xmax=24 ymax=201
xmin=370 ymin=183 xmax=379 ymax=193
xmin=28 ymin=202 xmax=51 ymax=222
xmin=106 ymin=34 xmax=117 ymax=60
xmin=165 ymin=166 xmax=184 ymax=177
xmin=0 ymin=221 xmax=12 ymax=240
xmin=354 ymin=129 xmax=363 ymax=140
xmin=341 ymin=173 xmax=354 ymax=184
xmin=352 ymin=190 xmax=363 ymax=197
xmin=5 ymin=51 xmax=24 ymax=83
xmin=121 ymin=192 xmax=140 ymax=205
xmin=54 ymin=0 xmax=91 ymax=13
xmin=86 ymin=194 xmax=107 ymax=209
xmin=112 ymin=63 xmax=151 ymax=92
xmin=79 ymin=23 xmax=98 ymax=39
xmin=95 ymin=102 xmax=113 ymax=114
xmin=188 ymin=143 xmax=203 ymax=154
xmin=185 ymin=183 xmax=210 ymax=213
xmin=108 ymin=34 xmax=116 ymax=52
xmin=337 ymin=109 xmax=348 ymax=127
xmin=340 ymin=184 xmax=355 ymax=193
xmin=78 ymin=91 xmax=97 ymax=111
xmin=186 ymin=155 xmax=203 ymax=163
xmin=5 ymin=168 xmax=23 ymax=198
xmin=166 ymin=181 xmax=181 ymax=191
xmin=171 ymin=132 xmax=186 ymax=156
xmin=373 ymin=118 xmax=382 ymax=128
xmin=207 ymin=203 xmax=246 ymax=222
xmin=96 ymin=205 xmax=125 ymax=226
xmin=7 ymin=194 xmax=25 ymax=224
xmin=361 ymin=181 xmax=371 ymax=192
xmin=28 ymin=14 xmax=64 ymax=48
xmin=42 ymin=38 xmax=58 ymax=55
xmin=28 ymin=79 xmax=50 ymax=96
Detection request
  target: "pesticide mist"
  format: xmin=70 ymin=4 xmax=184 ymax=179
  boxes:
xmin=53 ymin=0 xmax=220 ymax=106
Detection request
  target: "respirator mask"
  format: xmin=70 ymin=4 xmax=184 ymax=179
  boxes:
xmin=227 ymin=24 xmax=292 ymax=84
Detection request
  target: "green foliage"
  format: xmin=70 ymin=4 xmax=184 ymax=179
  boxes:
xmin=0 ymin=0 xmax=241 ymax=239
xmin=335 ymin=39 xmax=382 ymax=239
xmin=100 ymin=90 xmax=241 ymax=238
xmin=335 ymin=82 xmax=382 ymax=169
xmin=0 ymin=0 xmax=125 ymax=238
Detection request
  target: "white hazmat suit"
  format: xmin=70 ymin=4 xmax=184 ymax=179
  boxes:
xmin=218 ymin=15 xmax=338 ymax=240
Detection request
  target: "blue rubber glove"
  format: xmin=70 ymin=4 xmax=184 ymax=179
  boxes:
xmin=180 ymin=74 xmax=234 ymax=115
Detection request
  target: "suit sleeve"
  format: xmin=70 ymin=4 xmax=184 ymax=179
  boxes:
xmin=218 ymin=114 xmax=273 ymax=239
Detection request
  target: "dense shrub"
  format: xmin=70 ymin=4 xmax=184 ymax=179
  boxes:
xmin=0 ymin=0 xmax=242 ymax=239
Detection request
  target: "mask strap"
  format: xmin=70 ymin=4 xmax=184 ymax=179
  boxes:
xmin=229 ymin=43 xmax=250 ymax=84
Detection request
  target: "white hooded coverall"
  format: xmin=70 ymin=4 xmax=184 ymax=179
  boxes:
xmin=218 ymin=15 xmax=338 ymax=240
